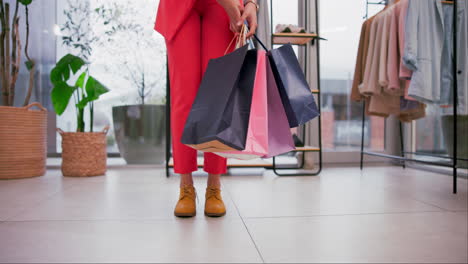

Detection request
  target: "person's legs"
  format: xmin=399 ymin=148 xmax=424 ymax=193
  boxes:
xmin=199 ymin=0 xmax=234 ymax=217
xmin=200 ymin=0 xmax=233 ymax=183
xmin=166 ymin=8 xmax=201 ymax=217
xmin=166 ymin=9 xmax=201 ymax=183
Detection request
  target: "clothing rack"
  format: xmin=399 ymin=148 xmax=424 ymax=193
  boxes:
xmin=359 ymin=0 xmax=460 ymax=194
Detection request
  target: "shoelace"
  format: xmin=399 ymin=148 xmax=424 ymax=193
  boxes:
xmin=206 ymin=187 xmax=221 ymax=200
xmin=180 ymin=187 xmax=198 ymax=204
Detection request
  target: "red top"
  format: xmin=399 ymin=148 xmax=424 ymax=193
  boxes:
xmin=154 ymin=0 xmax=197 ymax=42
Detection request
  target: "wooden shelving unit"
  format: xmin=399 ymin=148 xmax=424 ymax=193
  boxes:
xmin=272 ymin=32 xmax=318 ymax=45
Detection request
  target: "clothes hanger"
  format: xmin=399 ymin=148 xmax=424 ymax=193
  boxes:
xmin=441 ymin=0 xmax=454 ymax=4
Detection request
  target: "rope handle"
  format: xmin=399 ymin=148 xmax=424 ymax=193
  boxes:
xmin=56 ymin=128 xmax=65 ymax=135
xmin=236 ymin=24 xmax=248 ymax=48
xmin=224 ymin=24 xmax=250 ymax=55
xmin=24 ymin=102 xmax=47 ymax=112
xmin=102 ymin=125 xmax=110 ymax=134
xmin=224 ymin=34 xmax=239 ymax=55
xmin=223 ymin=24 xmax=268 ymax=55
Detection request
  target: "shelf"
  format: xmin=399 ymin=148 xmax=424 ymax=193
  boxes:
xmin=292 ymin=146 xmax=320 ymax=152
xmin=273 ymin=33 xmax=318 ymax=45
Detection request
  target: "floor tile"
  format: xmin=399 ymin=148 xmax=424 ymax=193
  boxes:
xmin=245 ymin=211 xmax=468 ymax=263
xmin=0 ymin=219 xmax=262 ymax=263
xmin=11 ymin=172 xmax=238 ymax=221
xmin=359 ymin=167 xmax=468 ymax=211
xmin=0 ymin=170 xmax=76 ymax=221
xmin=223 ymin=167 xmax=444 ymax=218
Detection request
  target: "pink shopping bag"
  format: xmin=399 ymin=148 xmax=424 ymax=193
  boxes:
xmin=215 ymin=50 xmax=269 ymax=160
xmin=262 ymin=58 xmax=295 ymax=158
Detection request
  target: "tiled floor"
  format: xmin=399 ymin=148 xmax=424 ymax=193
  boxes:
xmin=0 ymin=165 xmax=467 ymax=263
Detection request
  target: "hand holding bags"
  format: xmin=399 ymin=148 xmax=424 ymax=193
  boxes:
xmin=181 ymin=45 xmax=257 ymax=152
xmin=268 ymin=44 xmax=320 ymax=128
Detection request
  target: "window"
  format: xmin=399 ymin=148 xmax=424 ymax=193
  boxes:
xmin=55 ymin=0 xmax=166 ymax=154
xmin=319 ymin=0 xmax=384 ymax=151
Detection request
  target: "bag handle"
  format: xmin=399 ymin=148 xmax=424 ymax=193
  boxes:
xmin=102 ymin=125 xmax=110 ymax=134
xmin=224 ymin=24 xmax=257 ymax=55
xmin=24 ymin=102 xmax=47 ymax=112
xmin=56 ymin=128 xmax=65 ymax=135
xmin=253 ymin=34 xmax=268 ymax=51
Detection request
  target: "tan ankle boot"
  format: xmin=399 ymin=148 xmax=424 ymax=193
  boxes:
xmin=204 ymin=186 xmax=226 ymax=217
xmin=174 ymin=185 xmax=196 ymax=217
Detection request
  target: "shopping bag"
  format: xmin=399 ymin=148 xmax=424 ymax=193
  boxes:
xmin=215 ymin=50 xmax=269 ymax=160
xmin=181 ymin=44 xmax=257 ymax=152
xmin=215 ymin=50 xmax=295 ymax=160
xmin=263 ymin=57 xmax=295 ymax=157
xmin=268 ymin=44 xmax=320 ymax=128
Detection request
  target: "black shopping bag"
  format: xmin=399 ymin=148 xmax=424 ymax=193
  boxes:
xmin=181 ymin=45 xmax=257 ymax=152
xmin=268 ymin=44 xmax=320 ymax=128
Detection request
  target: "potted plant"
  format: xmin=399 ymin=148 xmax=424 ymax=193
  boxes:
xmin=107 ymin=2 xmax=166 ymax=165
xmin=50 ymin=54 xmax=109 ymax=177
xmin=0 ymin=0 xmax=46 ymax=179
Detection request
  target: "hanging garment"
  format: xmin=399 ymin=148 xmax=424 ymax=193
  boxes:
xmin=441 ymin=0 xmax=468 ymax=115
xmin=404 ymin=0 xmax=467 ymax=114
xmin=360 ymin=11 xmax=384 ymax=96
xmin=458 ymin=0 xmax=468 ymax=115
xmin=378 ymin=5 xmax=395 ymax=89
xmin=398 ymin=0 xmax=413 ymax=81
xmin=365 ymin=7 xmax=402 ymax=117
xmin=351 ymin=17 xmax=375 ymax=101
xmin=387 ymin=0 xmax=406 ymax=94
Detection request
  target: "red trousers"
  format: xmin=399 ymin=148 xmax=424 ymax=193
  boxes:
xmin=166 ymin=0 xmax=234 ymax=174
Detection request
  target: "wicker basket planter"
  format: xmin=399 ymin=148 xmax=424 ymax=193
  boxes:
xmin=58 ymin=126 xmax=109 ymax=177
xmin=0 ymin=103 xmax=48 ymax=179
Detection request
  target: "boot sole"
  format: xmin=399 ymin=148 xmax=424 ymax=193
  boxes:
xmin=204 ymin=211 xmax=226 ymax=217
xmin=174 ymin=212 xmax=196 ymax=217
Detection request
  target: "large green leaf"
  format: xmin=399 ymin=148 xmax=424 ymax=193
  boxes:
xmin=51 ymin=82 xmax=78 ymax=115
xmin=76 ymin=97 xmax=90 ymax=110
xmin=75 ymin=76 xmax=109 ymax=110
xmin=85 ymin=76 xmax=109 ymax=101
xmin=75 ymin=72 xmax=87 ymax=88
xmin=50 ymin=54 xmax=85 ymax=85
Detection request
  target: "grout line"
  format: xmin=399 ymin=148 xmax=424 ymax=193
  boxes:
xmin=222 ymin=181 xmax=266 ymax=264
xmin=3 ymin=209 xmax=463 ymax=224
xmin=3 ymin=210 xmax=457 ymax=223
xmin=378 ymin=185 xmax=456 ymax=212
xmin=0 ymin=217 xmax=243 ymax=223
xmin=241 ymin=210 xmax=459 ymax=220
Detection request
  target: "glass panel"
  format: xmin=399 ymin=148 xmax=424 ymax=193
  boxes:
xmin=415 ymin=105 xmax=468 ymax=168
xmin=319 ymin=0 xmax=385 ymax=151
xmin=55 ymin=0 xmax=167 ymax=154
